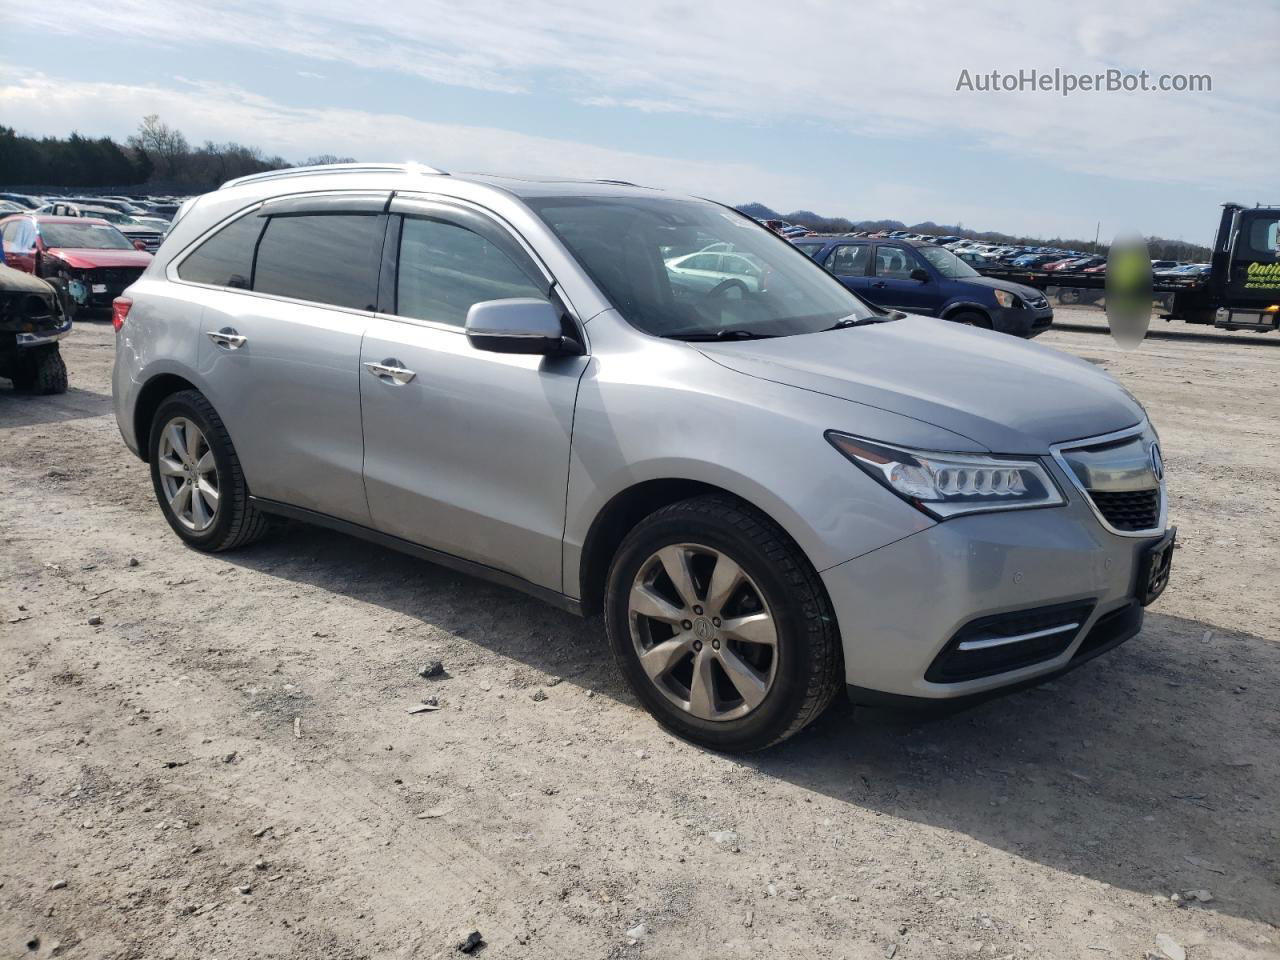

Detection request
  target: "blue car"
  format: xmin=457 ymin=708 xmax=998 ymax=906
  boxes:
xmin=802 ymin=238 xmax=1053 ymax=338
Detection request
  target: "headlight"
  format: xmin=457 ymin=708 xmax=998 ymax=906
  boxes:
xmin=826 ymin=433 xmax=1065 ymax=519
xmin=993 ymin=289 xmax=1021 ymax=308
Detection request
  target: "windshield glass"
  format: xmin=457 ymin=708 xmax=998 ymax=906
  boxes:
xmin=527 ymin=196 xmax=875 ymax=338
xmin=917 ymin=244 xmax=980 ymax=279
xmin=39 ymin=221 xmax=134 ymax=250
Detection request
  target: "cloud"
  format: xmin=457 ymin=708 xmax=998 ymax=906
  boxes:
xmin=0 ymin=70 xmax=816 ymax=206
xmin=7 ymin=0 xmax=1278 ymax=192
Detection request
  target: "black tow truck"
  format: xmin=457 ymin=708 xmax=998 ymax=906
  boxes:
xmin=0 ymin=263 xmax=70 ymax=394
xmin=977 ymin=203 xmax=1280 ymax=333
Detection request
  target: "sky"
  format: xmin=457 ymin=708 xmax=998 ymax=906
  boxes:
xmin=2 ymin=0 xmax=1277 ymax=244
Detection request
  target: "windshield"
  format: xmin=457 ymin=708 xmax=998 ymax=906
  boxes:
xmin=39 ymin=221 xmax=134 ymax=250
xmin=917 ymin=244 xmax=980 ymax=279
xmin=527 ymin=196 xmax=875 ymax=338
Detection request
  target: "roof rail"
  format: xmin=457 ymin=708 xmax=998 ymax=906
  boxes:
xmin=220 ymin=162 xmax=448 ymax=191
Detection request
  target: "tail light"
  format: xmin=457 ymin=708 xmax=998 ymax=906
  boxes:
xmin=112 ymin=296 xmax=132 ymax=331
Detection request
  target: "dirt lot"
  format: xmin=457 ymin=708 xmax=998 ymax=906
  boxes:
xmin=2 ymin=308 xmax=1278 ymax=960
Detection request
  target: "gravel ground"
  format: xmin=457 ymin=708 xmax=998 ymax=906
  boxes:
xmin=2 ymin=308 xmax=1277 ymax=960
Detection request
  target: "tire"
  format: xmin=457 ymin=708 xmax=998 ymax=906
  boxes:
xmin=148 ymin=390 xmax=270 ymax=552
xmin=1056 ymin=288 xmax=1081 ymax=305
xmin=604 ymin=494 xmax=843 ymax=752
xmin=11 ymin=347 xmax=68 ymax=395
xmin=947 ymin=310 xmax=991 ymax=329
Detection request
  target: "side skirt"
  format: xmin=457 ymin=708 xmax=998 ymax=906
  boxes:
xmin=249 ymin=497 xmax=584 ymax=617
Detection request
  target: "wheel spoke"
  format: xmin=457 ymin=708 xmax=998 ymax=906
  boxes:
xmin=720 ymin=611 xmax=777 ymax=647
xmin=170 ymin=480 xmax=192 ymax=517
xmin=638 ymin=635 xmax=693 ymax=681
xmin=185 ymin=421 xmax=203 ymax=464
xmin=195 ymin=450 xmax=215 ymax=475
xmin=630 ymin=583 xmax=685 ymax=623
xmin=197 ymin=477 xmax=220 ymax=506
xmin=657 ymin=546 xmax=699 ymax=609
xmin=166 ymin=423 xmax=191 ymax=465
xmin=158 ymin=456 xmax=185 ymax=478
xmin=715 ymin=647 xmax=769 ymax=711
xmin=686 ymin=651 xmax=716 ymax=718
xmin=191 ymin=485 xmax=211 ymax=528
xmin=704 ymin=553 xmax=744 ymax=616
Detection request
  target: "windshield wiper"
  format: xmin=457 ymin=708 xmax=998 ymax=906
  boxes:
xmin=824 ymin=311 xmax=904 ymax=331
xmin=662 ymin=329 xmax=778 ymax=341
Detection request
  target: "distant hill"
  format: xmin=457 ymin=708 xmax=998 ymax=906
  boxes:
xmin=732 ymin=203 xmax=1210 ymax=261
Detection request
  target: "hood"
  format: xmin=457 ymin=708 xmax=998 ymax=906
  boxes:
xmin=959 ymin=274 xmax=1046 ymax=301
xmin=47 ymin=247 xmax=153 ymax=270
xmin=697 ymin=316 xmax=1143 ymax=453
xmin=0 ymin=263 xmax=57 ymax=296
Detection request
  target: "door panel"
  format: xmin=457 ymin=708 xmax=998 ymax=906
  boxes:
xmin=360 ymin=318 xmax=587 ymax=591
xmin=871 ymin=245 xmax=937 ymax=313
xmin=196 ymin=290 xmax=370 ymax=524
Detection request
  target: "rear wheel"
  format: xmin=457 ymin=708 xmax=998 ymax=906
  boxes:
xmin=149 ymin=390 xmax=270 ymax=552
xmin=604 ymin=495 xmax=843 ymax=752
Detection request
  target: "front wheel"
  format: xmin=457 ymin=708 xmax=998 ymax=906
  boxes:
xmin=604 ymin=495 xmax=843 ymax=752
xmin=947 ymin=310 xmax=991 ymax=329
xmin=10 ymin=346 xmax=68 ymax=394
xmin=148 ymin=390 xmax=270 ymax=552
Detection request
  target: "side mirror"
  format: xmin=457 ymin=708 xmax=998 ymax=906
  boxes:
xmin=465 ymin=298 xmax=576 ymax=356
xmin=133 ymin=240 xmax=148 ymax=251
xmin=909 ymin=268 xmax=930 ymax=283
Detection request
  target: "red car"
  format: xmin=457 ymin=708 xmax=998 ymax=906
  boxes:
xmin=0 ymin=214 xmax=152 ymax=317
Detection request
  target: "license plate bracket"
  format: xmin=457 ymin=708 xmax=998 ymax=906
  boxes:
xmin=1137 ymin=526 xmax=1175 ymax=605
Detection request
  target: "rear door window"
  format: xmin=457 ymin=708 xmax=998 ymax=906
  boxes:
xmin=177 ymin=212 xmax=264 ymax=288
xmin=253 ymin=214 xmax=383 ymax=311
xmin=827 ymin=244 xmax=869 ymax=275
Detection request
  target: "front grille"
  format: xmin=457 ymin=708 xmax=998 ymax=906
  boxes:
xmin=926 ymin=600 xmax=1095 ymax=683
xmin=1088 ymin=489 xmax=1159 ymax=532
xmin=90 ymin=267 xmax=145 ymax=286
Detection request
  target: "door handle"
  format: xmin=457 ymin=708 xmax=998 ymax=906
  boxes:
xmin=206 ymin=328 xmax=247 ymax=349
xmin=871 ymin=281 xmax=888 ymax=289
xmin=363 ymin=359 xmax=416 ymax=385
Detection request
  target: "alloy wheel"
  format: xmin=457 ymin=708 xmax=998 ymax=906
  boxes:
xmin=628 ymin=543 xmax=778 ymax=722
xmin=157 ymin=417 xmax=220 ymax=532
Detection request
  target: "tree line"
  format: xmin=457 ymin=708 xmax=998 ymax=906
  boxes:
xmin=0 ymin=116 xmax=355 ymax=192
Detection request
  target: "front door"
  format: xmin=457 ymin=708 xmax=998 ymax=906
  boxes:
xmin=359 ymin=203 xmax=589 ymax=593
xmin=870 ymin=244 xmax=937 ymax=314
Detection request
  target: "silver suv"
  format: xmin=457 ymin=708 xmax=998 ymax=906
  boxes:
xmin=112 ymin=163 xmax=1174 ymax=751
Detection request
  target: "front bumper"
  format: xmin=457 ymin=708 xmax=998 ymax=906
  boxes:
xmin=821 ymin=489 xmax=1165 ymax=702
xmin=994 ymin=302 xmax=1054 ymax=338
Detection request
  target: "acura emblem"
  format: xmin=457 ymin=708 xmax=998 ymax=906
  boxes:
xmin=1150 ymin=442 xmax=1164 ymax=482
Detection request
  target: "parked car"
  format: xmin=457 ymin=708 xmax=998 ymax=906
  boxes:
xmin=0 ymin=192 xmax=43 ymax=209
xmin=36 ymin=202 xmax=166 ymax=252
xmin=0 ymin=214 xmax=153 ymax=317
xmin=1052 ymin=256 xmax=1106 ymax=273
xmin=112 ymin=164 xmax=1172 ymax=751
xmin=664 ymin=249 xmax=767 ymax=293
xmin=807 ymin=237 xmax=1052 ymax=337
xmin=0 ymin=200 xmax=26 ymax=215
xmin=0 ymin=263 xmax=70 ymax=393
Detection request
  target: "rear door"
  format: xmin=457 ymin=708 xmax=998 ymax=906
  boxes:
xmin=358 ymin=199 xmax=588 ymax=592
xmin=823 ymin=243 xmax=874 ymax=297
xmin=186 ymin=193 xmax=388 ymax=524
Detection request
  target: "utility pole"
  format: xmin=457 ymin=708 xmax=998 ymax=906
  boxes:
xmin=1093 ymin=221 xmax=1101 ymax=253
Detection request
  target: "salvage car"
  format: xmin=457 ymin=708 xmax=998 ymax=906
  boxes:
xmin=0 ymin=214 xmax=153 ymax=317
xmin=810 ymin=238 xmax=1053 ymax=336
xmin=0 ymin=263 xmax=70 ymax=393
xmin=112 ymin=163 xmax=1173 ymax=751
